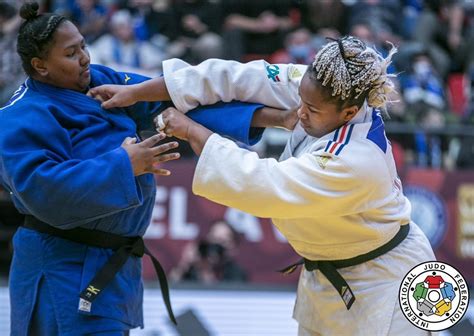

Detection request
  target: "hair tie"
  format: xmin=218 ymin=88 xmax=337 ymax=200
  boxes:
xmin=326 ymin=37 xmax=346 ymax=60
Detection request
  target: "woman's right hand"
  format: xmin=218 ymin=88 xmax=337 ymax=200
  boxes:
xmin=87 ymin=84 xmax=140 ymax=109
xmin=121 ymin=133 xmax=180 ymax=176
xmin=159 ymin=107 xmax=213 ymax=156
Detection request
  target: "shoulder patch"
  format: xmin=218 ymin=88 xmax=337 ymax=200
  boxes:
xmin=366 ymin=110 xmax=387 ymax=153
xmin=324 ymin=124 xmax=354 ymax=156
xmin=288 ymin=65 xmax=303 ymax=80
xmin=315 ymin=155 xmax=331 ymax=169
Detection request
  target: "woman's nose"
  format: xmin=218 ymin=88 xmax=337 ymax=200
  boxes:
xmin=297 ymin=107 xmax=306 ymax=119
xmin=80 ymin=49 xmax=90 ymax=66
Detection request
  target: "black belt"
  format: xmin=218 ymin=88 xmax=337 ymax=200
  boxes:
xmin=23 ymin=215 xmax=177 ymax=325
xmin=279 ymin=224 xmax=410 ymax=310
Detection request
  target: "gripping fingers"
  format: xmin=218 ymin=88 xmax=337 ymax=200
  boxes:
xmin=156 ymin=114 xmax=166 ymax=131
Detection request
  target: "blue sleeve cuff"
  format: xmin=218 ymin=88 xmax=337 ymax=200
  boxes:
xmin=186 ymin=101 xmax=265 ymax=146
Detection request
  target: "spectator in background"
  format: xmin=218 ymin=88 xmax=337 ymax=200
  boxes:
xmin=346 ymin=0 xmax=402 ymax=48
xmin=170 ymin=0 xmax=223 ymax=63
xmin=125 ymin=0 xmax=179 ymax=45
xmin=171 ymin=220 xmax=247 ymax=284
xmin=271 ymin=27 xmax=316 ymax=65
xmin=222 ymin=0 xmax=296 ymax=61
xmin=89 ymin=9 xmax=167 ymax=76
xmin=399 ymin=51 xmax=447 ymax=122
xmin=70 ymin=0 xmax=108 ymax=43
xmin=401 ymin=0 xmax=424 ymax=40
xmin=414 ymin=0 xmax=466 ymax=78
xmin=299 ymin=0 xmax=348 ymax=38
xmin=0 ymin=2 xmax=23 ymax=105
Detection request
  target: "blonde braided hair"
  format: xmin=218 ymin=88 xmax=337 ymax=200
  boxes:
xmin=311 ymin=36 xmax=397 ymax=111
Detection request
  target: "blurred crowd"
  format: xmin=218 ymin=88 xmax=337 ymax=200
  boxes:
xmin=1 ymin=0 xmax=474 ymax=170
xmin=170 ymin=220 xmax=248 ymax=284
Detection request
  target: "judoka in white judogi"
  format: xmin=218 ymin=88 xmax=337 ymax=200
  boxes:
xmin=160 ymin=51 xmax=437 ymax=336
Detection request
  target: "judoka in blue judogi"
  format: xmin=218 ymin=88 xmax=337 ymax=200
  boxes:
xmin=1 ymin=65 xmax=263 ymax=335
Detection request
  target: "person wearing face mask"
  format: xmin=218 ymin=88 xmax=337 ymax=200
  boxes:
xmin=400 ymin=52 xmax=446 ymax=111
xmin=0 ymin=2 xmax=276 ymax=335
xmin=272 ymin=28 xmax=316 ymax=65
xmin=89 ymin=37 xmax=435 ymax=335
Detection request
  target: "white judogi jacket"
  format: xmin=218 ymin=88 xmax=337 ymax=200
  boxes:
xmin=162 ymin=58 xmax=435 ymax=335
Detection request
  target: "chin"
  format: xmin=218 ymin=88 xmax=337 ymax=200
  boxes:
xmin=78 ymin=77 xmax=91 ymax=92
xmin=307 ymin=129 xmax=325 ymax=138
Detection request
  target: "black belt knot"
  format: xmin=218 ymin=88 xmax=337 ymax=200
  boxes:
xmin=129 ymin=237 xmax=145 ymax=257
xmin=279 ymin=224 xmax=410 ymax=310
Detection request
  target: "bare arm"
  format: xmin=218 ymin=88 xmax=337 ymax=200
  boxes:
xmin=160 ymin=105 xmax=298 ymax=156
xmin=87 ymin=77 xmax=171 ymax=109
xmin=251 ymin=106 xmax=299 ymax=130
xmin=89 ymin=59 xmax=304 ymax=113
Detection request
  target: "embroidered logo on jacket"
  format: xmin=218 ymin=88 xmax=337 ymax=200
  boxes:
xmin=266 ymin=64 xmax=281 ymax=82
xmin=324 ymin=124 xmax=354 ymax=155
xmin=316 ymin=155 xmax=330 ymax=169
xmin=288 ymin=66 xmax=303 ymax=80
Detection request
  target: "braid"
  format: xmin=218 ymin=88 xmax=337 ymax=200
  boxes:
xmin=37 ymin=15 xmax=64 ymax=41
xmin=310 ymin=36 xmax=397 ymax=111
xmin=17 ymin=2 xmax=66 ymax=76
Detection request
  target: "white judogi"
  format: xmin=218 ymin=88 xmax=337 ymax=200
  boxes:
xmin=162 ymin=58 xmax=436 ymax=335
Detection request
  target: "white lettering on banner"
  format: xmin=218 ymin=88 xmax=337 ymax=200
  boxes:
xmin=145 ymin=187 xmax=286 ymax=243
xmin=169 ymin=187 xmax=198 ymax=240
xmin=145 ymin=187 xmax=168 ymax=239
xmin=224 ymin=208 xmax=262 ymax=242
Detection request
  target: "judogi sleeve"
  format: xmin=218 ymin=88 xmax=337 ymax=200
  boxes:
xmin=0 ymin=101 xmax=140 ymax=229
xmin=163 ymin=58 xmax=305 ymax=112
xmin=192 ymin=134 xmax=384 ymax=219
xmin=116 ymin=70 xmax=264 ymax=145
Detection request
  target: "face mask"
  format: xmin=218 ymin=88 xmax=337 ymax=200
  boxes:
xmin=414 ymin=61 xmax=432 ymax=79
xmin=289 ymin=44 xmax=311 ymax=61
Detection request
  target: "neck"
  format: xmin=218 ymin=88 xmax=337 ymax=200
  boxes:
xmin=31 ymin=75 xmax=88 ymax=93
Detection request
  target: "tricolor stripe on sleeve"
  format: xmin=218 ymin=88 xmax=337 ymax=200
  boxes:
xmin=324 ymin=124 xmax=355 ymax=156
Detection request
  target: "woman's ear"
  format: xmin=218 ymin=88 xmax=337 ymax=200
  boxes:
xmin=342 ymin=105 xmax=359 ymax=122
xmin=31 ymin=57 xmax=48 ymax=77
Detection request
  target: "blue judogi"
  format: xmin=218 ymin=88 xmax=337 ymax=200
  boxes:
xmin=0 ymin=64 xmax=263 ymax=335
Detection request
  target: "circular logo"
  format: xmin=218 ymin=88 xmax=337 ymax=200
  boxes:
xmin=399 ymin=261 xmax=470 ymax=331
xmin=405 ymin=186 xmax=446 ymax=248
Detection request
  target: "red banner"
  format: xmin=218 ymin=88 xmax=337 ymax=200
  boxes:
xmin=142 ymin=161 xmax=474 ymax=284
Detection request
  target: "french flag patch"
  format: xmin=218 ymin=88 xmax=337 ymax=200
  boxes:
xmin=324 ymin=124 xmax=354 ymax=156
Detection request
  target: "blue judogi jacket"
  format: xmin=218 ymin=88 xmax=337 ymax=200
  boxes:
xmin=0 ymin=64 xmax=263 ymax=335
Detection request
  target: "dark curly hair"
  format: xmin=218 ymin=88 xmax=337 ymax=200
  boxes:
xmin=17 ymin=2 xmax=67 ymax=76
